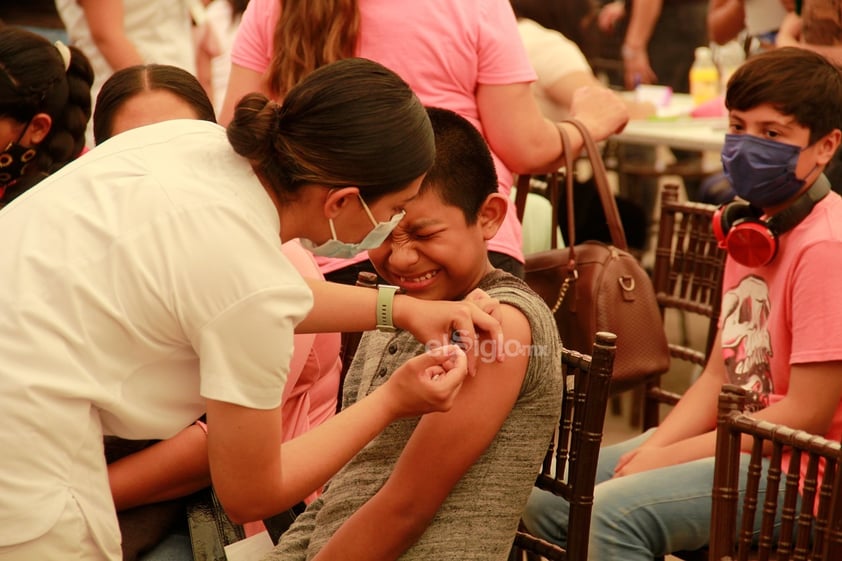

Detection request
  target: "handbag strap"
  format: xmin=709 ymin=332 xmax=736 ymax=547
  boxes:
xmin=515 ymin=172 xmax=566 ymax=251
xmin=556 ymin=125 xmax=575 ymax=257
xmin=514 ymin=173 xmax=530 ymax=224
xmin=513 ymin=132 xmax=572 ymax=253
xmin=560 ymin=118 xmax=628 ymax=250
xmin=514 ymin=119 xmax=629 ymax=252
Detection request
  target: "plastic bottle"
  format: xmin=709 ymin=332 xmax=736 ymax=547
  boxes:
xmin=689 ymin=46 xmax=720 ymax=106
xmin=714 ymin=41 xmax=745 ymax=93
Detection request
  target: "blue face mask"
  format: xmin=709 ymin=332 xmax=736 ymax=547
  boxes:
xmin=721 ymin=134 xmax=814 ymax=208
xmin=300 ymin=194 xmax=405 ymax=259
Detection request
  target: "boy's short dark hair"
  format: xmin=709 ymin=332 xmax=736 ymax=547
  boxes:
xmin=422 ymin=107 xmax=498 ymax=224
xmin=725 ymin=47 xmax=842 ymax=144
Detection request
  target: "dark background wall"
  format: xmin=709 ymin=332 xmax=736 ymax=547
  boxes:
xmin=1 ymin=1 xmax=64 ymax=29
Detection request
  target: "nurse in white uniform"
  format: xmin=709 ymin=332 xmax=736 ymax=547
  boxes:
xmin=0 ymin=57 xmax=498 ymax=560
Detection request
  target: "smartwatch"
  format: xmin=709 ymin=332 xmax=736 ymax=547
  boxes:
xmin=376 ymin=284 xmax=400 ymax=332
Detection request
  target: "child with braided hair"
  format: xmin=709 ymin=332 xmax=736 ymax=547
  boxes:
xmin=0 ymin=26 xmax=93 ymax=207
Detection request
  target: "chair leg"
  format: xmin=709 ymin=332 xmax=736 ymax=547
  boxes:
xmin=610 ymin=393 xmax=623 ymax=416
xmin=610 ymin=388 xmax=645 ymax=429
xmin=628 ymin=386 xmax=644 ymax=429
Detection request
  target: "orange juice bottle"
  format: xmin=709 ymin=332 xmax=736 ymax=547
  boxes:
xmin=689 ymin=46 xmax=719 ymax=106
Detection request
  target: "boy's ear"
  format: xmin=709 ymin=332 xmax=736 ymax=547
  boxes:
xmin=477 ymin=193 xmax=508 ymax=241
xmin=322 ymin=186 xmax=360 ymax=218
xmin=817 ymin=129 xmax=842 ymax=166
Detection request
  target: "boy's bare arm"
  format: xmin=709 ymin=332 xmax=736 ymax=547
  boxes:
xmin=310 ymin=304 xmax=533 ymax=561
xmin=619 ymin=359 xmax=842 ymax=476
xmin=640 ymin=332 xmax=728 ymax=452
xmin=613 ymin=333 xmax=727 ymax=476
xmin=751 ymin=361 xmax=842 ymax=435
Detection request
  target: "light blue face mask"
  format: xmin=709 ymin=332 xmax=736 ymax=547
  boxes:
xmin=300 ymin=195 xmax=405 ymax=259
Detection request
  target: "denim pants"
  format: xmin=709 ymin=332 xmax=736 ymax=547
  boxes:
xmin=521 ymin=430 xmax=790 ymax=561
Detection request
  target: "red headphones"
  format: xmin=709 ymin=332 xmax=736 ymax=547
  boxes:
xmin=713 ymin=178 xmax=830 ymax=267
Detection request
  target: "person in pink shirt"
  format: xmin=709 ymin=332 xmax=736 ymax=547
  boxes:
xmin=219 ymin=0 xmax=629 ymax=283
xmin=524 ymin=47 xmax=842 ymax=560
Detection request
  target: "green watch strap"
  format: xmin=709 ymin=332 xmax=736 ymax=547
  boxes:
xmin=376 ymin=285 xmax=400 ymax=332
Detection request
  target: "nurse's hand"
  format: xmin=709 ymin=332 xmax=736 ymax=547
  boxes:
xmin=463 ymin=288 xmax=503 ymax=325
xmin=393 ymin=296 xmax=504 ymax=374
xmin=382 ymin=345 xmax=468 ymax=416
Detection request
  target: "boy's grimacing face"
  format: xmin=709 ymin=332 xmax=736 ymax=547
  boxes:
xmin=368 ymin=188 xmax=493 ymax=302
xmin=727 ymin=103 xmax=819 ymax=180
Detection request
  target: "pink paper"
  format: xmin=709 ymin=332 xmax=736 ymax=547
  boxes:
xmin=691 ymin=95 xmax=727 ymax=117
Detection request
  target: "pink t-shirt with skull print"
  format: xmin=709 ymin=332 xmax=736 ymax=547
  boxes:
xmin=719 ymin=185 xmax=842 ymax=484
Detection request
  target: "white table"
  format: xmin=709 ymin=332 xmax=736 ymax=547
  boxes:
xmin=616 ymin=117 xmax=728 ymax=152
xmin=609 ymin=93 xmax=726 ymax=237
xmin=614 ymin=93 xmax=728 ymax=152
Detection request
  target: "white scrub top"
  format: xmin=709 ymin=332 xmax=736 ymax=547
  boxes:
xmin=0 ymin=119 xmax=312 ymax=557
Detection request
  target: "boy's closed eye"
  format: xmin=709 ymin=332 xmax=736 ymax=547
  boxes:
xmin=410 ymin=229 xmax=442 ymax=241
xmin=389 ymin=228 xmax=439 ymax=244
xmin=403 ymin=221 xmax=446 ymax=241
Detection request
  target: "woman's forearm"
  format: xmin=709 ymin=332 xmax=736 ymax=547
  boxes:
xmin=708 ymin=0 xmax=746 ymax=45
xmin=208 ymin=385 xmax=400 ymax=523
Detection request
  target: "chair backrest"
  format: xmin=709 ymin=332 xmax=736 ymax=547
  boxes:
xmin=653 ymin=183 xmax=726 ymax=363
xmin=710 ymin=384 xmax=842 ymax=561
xmin=642 ymin=183 xmax=727 ymax=429
xmin=510 ymin=331 xmax=617 ymax=561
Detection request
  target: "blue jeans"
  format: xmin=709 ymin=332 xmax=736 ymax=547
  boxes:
xmin=138 ymin=530 xmax=193 ymax=561
xmin=522 ymin=430 xmax=790 ymax=560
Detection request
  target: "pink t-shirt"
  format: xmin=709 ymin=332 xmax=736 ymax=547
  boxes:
xmin=243 ymin=240 xmax=341 ymax=536
xmin=719 ymin=190 xmax=842 ymax=488
xmin=232 ymin=0 xmax=536 ymax=272
xmin=278 ymin=240 xmax=341 ymax=442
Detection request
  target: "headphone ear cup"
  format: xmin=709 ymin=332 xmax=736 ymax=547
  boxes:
xmin=714 ymin=201 xmax=753 ymax=248
xmin=723 ymin=217 xmax=778 ymax=267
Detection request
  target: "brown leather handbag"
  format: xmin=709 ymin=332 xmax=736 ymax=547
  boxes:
xmin=516 ymin=119 xmax=670 ymax=385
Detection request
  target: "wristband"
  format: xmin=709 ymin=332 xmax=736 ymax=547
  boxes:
xmin=376 ymin=284 xmax=400 ymax=332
